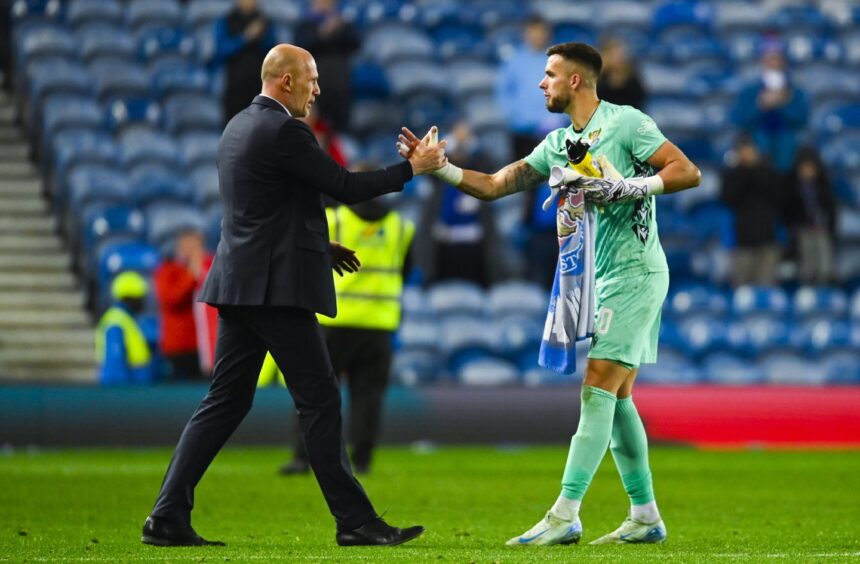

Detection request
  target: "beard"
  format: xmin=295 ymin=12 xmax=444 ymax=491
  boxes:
xmin=545 ymin=93 xmax=569 ymax=113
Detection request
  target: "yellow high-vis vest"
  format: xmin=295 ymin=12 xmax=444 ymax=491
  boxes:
xmin=95 ymin=306 xmax=152 ymax=367
xmin=319 ymin=206 xmax=414 ymax=331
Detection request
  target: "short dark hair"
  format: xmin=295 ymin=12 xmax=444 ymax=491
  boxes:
xmin=546 ymin=42 xmax=603 ymax=78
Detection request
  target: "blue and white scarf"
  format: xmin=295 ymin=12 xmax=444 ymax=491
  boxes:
xmin=538 ymin=184 xmax=596 ymax=374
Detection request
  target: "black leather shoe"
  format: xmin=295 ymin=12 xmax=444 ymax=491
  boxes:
xmin=141 ymin=516 xmax=225 ymax=547
xmin=336 ymin=518 xmax=424 ymax=546
xmin=279 ymin=459 xmax=310 ymax=475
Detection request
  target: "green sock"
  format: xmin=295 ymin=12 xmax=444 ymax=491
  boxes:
xmin=610 ymin=396 xmax=655 ymax=505
xmin=560 ymin=385 xmax=617 ymax=501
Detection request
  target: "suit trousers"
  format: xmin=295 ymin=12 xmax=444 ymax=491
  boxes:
xmin=292 ymin=327 xmax=393 ymax=468
xmin=150 ymin=305 xmax=377 ymax=532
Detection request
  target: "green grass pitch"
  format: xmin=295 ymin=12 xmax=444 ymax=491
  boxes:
xmin=1 ymin=446 xmax=859 ymax=562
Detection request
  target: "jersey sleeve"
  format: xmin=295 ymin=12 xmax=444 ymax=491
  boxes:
xmin=524 ymin=135 xmax=553 ymax=177
xmin=620 ymin=107 xmax=667 ymax=164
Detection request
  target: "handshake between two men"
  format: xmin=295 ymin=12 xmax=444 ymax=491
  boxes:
xmin=396 ymin=126 xmax=665 ymax=207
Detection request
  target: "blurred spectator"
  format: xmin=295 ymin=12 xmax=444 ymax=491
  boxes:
xmin=416 ymin=122 xmax=501 ymax=287
xmin=154 ymin=229 xmax=217 ymax=380
xmin=495 ymin=15 xmax=566 ymax=159
xmin=295 ymin=0 xmax=361 ymax=132
xmin=303 ymin=106 xmax=348 ymax=167
xmin=731 ymin=39 xmax=808 ymax=174
xmin=785 ymin=147 xmax=837 ymax=285
xmin=281 ymin=186 xmax=414 ymax=475
xmin=522 ymin=186 xmax=557 ymax=289
xmin=212 ymin=0 xmax=277 ymax=124
xmin=96 ymin=272 xmax=156 ymax=385
xmin=720 ymin=136 xmax=783 ymax=287
xmin=597 ymin=37 xmax=646 ymax=109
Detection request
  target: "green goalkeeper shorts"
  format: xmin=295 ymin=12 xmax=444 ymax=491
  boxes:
xmin=587 ymin=271 xmax=670 ymax=369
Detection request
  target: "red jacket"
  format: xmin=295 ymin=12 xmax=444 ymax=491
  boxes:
xmin=154 ymin=256 xmax=215 ymax=357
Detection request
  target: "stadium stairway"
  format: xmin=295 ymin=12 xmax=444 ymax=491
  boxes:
xmin=0 ymin=89 xmax=95 ymax=383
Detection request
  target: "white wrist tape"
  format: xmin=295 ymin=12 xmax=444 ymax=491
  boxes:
xmin=643 ymin=175 xmax=664 ymax=196
xmin=432 ymin=162 xmax=464 ymax=186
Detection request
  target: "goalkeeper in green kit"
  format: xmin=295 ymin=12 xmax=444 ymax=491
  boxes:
xmin=399 ymin=42 xmax=700 ymax=546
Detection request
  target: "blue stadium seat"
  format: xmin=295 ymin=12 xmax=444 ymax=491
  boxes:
xmin=456 ymin=356 xmax=519 ymax=387
xmin=89 ymin=60 xmax=151 ymax=103
xmin=462 ymin=94 xmax=506 ymax=133
xmin=791 ymin=319 xmax=853 ymax=356
xmin=494 ymin=314 xmax=543 ymax=358
xmin=67 ymin=165 xmax=132 ymax=212
xmin=761 ymin=354 xmax=824 ymax=385
xmin=727 ymin=317 xmax=792 ymax=357
xmin=78 ymin=25 xmax=136 ymax=63
xmin=401 ymin=93 xmax=456 ymax=138
xmin=26 ymin=61 xmax=92 ymax=127
xmin=120 ymin=130 xmax=179 ymax=170
xmin=105 ymin=97 xmax=161 ymax=135
xmin=652 ymin=1 xmax=713 ymax=36
xmin=821 ymin=132 xmax=860 ymax=173
xmin=66 ymin=0 xmax=123 ymax=30
xmin=851 ymin=289 xmax=860 ymax=320
xmin=97 ymin=241 xmax=161 ymax=306
xmin=82 ymin=205 xmax=146 ymax=254
xmin=702 ymin=352 xmax=762 ymax=384
xmin=362 ymin=24 xmax=434 ymax=65
xmin=431 ymin=21 xmax=487 ymax=60
xmin=713 ymin=2 xmax=770 ymax=34
xmin=438 ymin=314 xmax=495 ymax=359
xmin=204 ymin=207 xmax=222 ymax=251
xmin=350 ymin=61 xmax=390 ymax=101
xmin=259 ymin=0 xmax=301 ymax=26
xmin=446 ymin=60 xmax=497 ymax=98
xmin=720 ymin=30 xmax=764 ymax=64
xmin=397 ymin=317 xmax=439 ymax=353
xmin=772 ymin=5 xmax=833 ymax=34
xmin=144 ymin=203 xmax=206 ymax=250
xmin=598 ymin=2 xmax=652 ymax=31
xmin=349 ymin=100 xmax=403 ymax=136
xmin=392 ymin=350 xmax=439 ymax=386
xmin=784 ymin=33 xmax=842 ymax=65
xmin=150 ymin=63 xmax=211 ymax=101
xmin=667 ymin=284 xmax=729 ymax=320
xmin=795 ymin=64 xmax=860 ymax=106
xmin=125 ymin=0 xmax=182 ymax=34
xmin=185 ymin=0 xmax=232 ymax=31
xmin=42 ymin=96 xmax=103 ymax=139
xmin=842 ymin=31 xmax=860 ymax=66
xmin=400 ymin=285 xmax=433 ymax=320
xmin=487 ymin=280 xmax=547 ymax=319
xmin=646 ymin=97 xmax=708 ymax=135
xmin=658 ymin=317 xmax=688 ymax=354
xmin=52 ymin=130 xmax=119 ymax=196
xmin=178 ymin=133 xmax=220 ymax=170
xmin=427 ymin=280 xmax=485 ymax=317
xmin=637 ymin=349 xmax=703 ymax=384
xmin=522 ymin=366 xmax=576 ymax=387
xmin=18 ymin=27 xmax=76 ymax=64
xmin=732 ymin=286 xmax=789 ymax=319
xmin=189 ymin=164 xmax=219 ymax=210
xmin=679 ymin=315 xmax=731 ymax=358
xmin=822 ymin=351 xmax=860 ymax=384
xmin=162 ymin=94 xmax=223 ymax=135
xmin=130 ymin=166 xmax=192 ymax=210
xmin=815 ymin=104 xmax=860 ymax=137
xmin=137 ymin=27 xmax=193 ymax=67
xmin=792 ymin=286 xmax=849 ymax=320
xmin=385 ymin=60 xmax=448 ymax=98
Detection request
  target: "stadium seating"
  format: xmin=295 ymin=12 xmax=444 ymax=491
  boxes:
xmin=9 ymin=0 xmax=860 ymax=386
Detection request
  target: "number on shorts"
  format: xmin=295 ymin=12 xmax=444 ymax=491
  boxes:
xmin=596 ymin=307 xmax=614 ymax=334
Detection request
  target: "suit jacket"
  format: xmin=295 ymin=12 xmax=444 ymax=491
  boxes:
xmin=199 ymin=95 xmax=413 ymax=316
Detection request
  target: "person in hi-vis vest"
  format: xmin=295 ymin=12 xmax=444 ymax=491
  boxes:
xmin=275 ymin=194 xmax=414 ymax=475
xmin=96 ymin=271 xmax=156 ymax=385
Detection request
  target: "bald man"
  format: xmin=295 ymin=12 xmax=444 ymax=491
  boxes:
xmin=142 ymin=45 xmax=446 ymax=548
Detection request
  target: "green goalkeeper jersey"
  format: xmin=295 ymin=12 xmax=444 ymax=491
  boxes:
xmin=525 ymin=100 xmax=669 ymax=282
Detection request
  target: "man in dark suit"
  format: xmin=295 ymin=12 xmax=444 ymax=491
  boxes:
xmin=142 ymin=44 xmax=447 ymax=548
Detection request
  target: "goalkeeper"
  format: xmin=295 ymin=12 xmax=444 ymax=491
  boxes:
xmin=399 ymin=42 xmax=700 ymax=546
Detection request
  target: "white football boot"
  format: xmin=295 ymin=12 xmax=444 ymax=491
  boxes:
xmin=505 ymin=511 xmax=582 ymax=546
xmin=589 ymin=516 xmax=667 ymax=545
